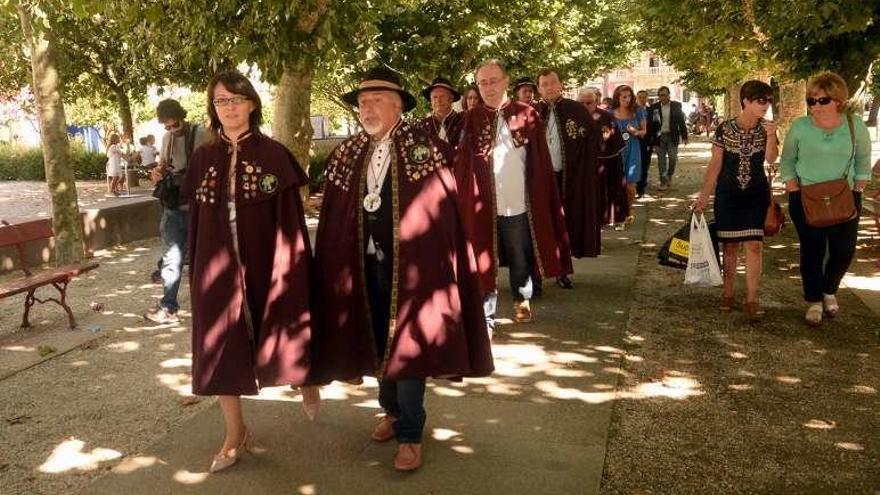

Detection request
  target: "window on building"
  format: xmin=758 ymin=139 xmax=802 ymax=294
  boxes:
xmin=649 ymin=57 xmax=659 ymax=68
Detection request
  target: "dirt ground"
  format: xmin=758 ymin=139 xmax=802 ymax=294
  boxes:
xmin=0 ymin=240 xmax=216 ymax=495
xmin=599 ymin=142 xmax=880 ymax=494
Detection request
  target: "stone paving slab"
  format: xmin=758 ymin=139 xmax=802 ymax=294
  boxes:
xmin=81 ymin=219 xmax=646 ymax=495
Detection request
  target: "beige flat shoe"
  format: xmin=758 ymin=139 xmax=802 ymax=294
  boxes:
xmin=210 ymin=427 xmax=252 ymax=473
xmin=805 ymin=303 xmax=823 ymax=327
xmin=822 ymin=294 xmax=839 ymax=318
xmin=301 ymin=386 xmax=321 ymax=422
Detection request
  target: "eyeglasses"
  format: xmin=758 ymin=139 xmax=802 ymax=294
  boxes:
xmin=163 ymin=121 xmax=181 ymax=131
xmin=212 ymin=96 xmax=249 ymax=107
xmin=755 ymin=97 xmax=773 ymax=104
xmin=806 ymin=96 xmax=833 ymax=106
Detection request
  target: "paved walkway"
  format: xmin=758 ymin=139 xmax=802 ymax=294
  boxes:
xmin=80 ymin=219 xmax=646 ymax=494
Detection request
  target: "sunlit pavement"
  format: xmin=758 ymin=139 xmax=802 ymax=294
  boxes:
xmin=78 ymin=216 xmax=649 ymax=494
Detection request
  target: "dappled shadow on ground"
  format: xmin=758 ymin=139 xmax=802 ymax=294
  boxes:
xmin=0 ymin=215 xmax=676 ymax=494
xmin=600 ymin=138 xmax=880 ymax=494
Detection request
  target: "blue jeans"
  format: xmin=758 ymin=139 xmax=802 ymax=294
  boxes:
xmin=378 ymin=378 xmax=427 ymax=444
xmin=484 ymin=214 xmax=535 ymax=326
xmin=159 ymin=208 xmax=188 ymax=312
xmin=656 ymin=133 xmax=679 ymax=185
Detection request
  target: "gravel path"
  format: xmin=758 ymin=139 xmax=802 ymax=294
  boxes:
xmin=0 ymin=181 xmax=156 ymax=223
xmin=0 ymin=239 xmax=214 ymax=495
xmin=600 ymin=141 xmax=880 ymax=494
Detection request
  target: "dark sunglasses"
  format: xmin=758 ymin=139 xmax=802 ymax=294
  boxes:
xmin=806 ymin=96 xmax=833 ymax=106
xmin=163 ymin=121 xmax=182 ymax=131
xmin=754 ymin=97 xmax=773 ymax=104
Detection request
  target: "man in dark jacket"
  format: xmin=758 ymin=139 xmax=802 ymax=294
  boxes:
xmin=648 ymin=86 xmax=688 ymax=189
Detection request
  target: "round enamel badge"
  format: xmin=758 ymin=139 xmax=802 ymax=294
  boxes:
xmin=259 ymin=174 xmax=278 ymax=194
xmin=409 ymin=144 xmax=431 ymax=164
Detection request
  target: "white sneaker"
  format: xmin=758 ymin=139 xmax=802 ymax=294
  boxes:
xmin=805 ymin=303 xmax=823 ymax=327
xmin=822 ymin=294 xmax=839 ymax=317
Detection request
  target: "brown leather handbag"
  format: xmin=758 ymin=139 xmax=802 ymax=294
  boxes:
xmin=799 ymin=113 xmax=858 ymax=228
xmin=764 ymin=167 xmax=784 ymax=236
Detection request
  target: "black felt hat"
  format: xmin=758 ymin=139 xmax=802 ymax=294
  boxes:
xmin=421 ymin=77 xmax=461 ymax=102
xmin=513 ymin=77 xmax=537 ymax=92
xmin=342 ymin=67 xmax=417 ymax=112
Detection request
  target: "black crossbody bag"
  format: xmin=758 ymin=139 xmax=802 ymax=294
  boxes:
xmin=153 ymin=124 xmax=198 ymax=209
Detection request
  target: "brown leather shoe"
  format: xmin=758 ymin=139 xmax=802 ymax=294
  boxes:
xmin=371 ymin=415 xmax=396 ymax=442
xmin=719 ymin=296 xmax=734 ymax=312
xmin=743 ymin=300 xmax=765 ymax=321
xmin=513 ymin=301 xmax=533 ymax=323
xmin=394 ymin=443 xmax=422 ymax=471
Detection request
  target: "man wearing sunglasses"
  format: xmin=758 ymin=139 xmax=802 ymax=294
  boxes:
xmin=144 ymin=99 xmax=209 ymax=324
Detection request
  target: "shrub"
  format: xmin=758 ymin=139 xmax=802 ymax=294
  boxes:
xmin=308 ymin=149 xmax=329 ymax=194
xmin=0 ymin=142 xmax=107 ymax=181
xmin=307 ymin=138 xmax=346 ymax=194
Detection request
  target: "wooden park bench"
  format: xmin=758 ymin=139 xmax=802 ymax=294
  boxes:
xmin=0 ymin=220 xmax=99 ymax=329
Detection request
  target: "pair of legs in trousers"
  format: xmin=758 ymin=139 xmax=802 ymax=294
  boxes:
xmin=656 ymin=133 xmax=679 ymax=187
xmin=484 ymin=213 xmax=536 ymax=328
xmin=158 ymin=207 xmax=188 ymax=312
xmin=365 ymin=254 xmax=427 ymax=446
xmin=636 ymin=139 xmax=651 ymax=197
xmin=788 ymin=191 xmax=860 ymax=303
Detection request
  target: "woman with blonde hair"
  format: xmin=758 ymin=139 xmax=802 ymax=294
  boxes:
xmin=780 ymin=72 xmax=872 ymax=327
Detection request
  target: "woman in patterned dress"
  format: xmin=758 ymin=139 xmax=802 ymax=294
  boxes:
xmin=693 ymin=80 xmax=778 ymax=319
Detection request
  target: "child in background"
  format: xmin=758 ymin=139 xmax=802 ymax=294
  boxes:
xmin=106 ymin=133 xmax=123 ymax=195
xmin=139 ymin=134 xmax=158 ymax=170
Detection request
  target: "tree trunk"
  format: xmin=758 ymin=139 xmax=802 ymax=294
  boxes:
xmin=18 ymin=3 xmax=84 ymax=265
xmin=114 ymin=87 xmax=134 ymax=139
xmin=724 ymin=82 xmax=742 ymax=119
xmin=272 ymin=58 xmax=316 ymax=204
xmin=778 ymin=80 xmax=806 ymax=145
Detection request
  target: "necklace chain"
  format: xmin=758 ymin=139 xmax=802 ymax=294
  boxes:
xmin=367 ymin=143 xmax=392 ymax=194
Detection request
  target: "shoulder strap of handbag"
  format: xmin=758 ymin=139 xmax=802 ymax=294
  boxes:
xmin=845 ymin=112 xmax=855 ymax=179
xmin=184 ymin=123 xmax=199 ymax=170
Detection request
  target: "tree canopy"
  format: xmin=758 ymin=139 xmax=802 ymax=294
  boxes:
xmin=639 ymin=0 xmax=880 ymax=95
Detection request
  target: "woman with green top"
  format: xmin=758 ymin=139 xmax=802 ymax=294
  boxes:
xmin=780 ymin=72 xmax=872 ymax=327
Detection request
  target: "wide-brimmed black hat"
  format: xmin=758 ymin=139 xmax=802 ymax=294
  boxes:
xmin=421 ymin=77 xmax=461 ymax=102
xmin=342 ymin=67 xmax=417 ymax=112
xmin=513 ymin=77 xmax=537 ymax=92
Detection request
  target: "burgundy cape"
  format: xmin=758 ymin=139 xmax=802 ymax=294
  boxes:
xmin=309 ymin=121 xmax=493 ymax=382
xmin=455 ymin=100 xmax=573 ymax=293
xmin=417 ymin=111 xmax=464 ymax=158
xmin=185 ymin=131 xmax=312 ymax=396
xmin=591 ymin=109 xmax=627 ymax=224
xmin=536 ymin=97 xmax=602 ymax=257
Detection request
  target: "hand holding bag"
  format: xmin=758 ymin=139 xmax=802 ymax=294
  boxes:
xmin=799 ymin=113 xmax=858 ymax=228
xmin=685 ymin=213 xmax=723 ymax=287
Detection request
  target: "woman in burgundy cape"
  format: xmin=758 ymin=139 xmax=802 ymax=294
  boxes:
xmin=185 ymin=71 xmax=318 ymax=473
